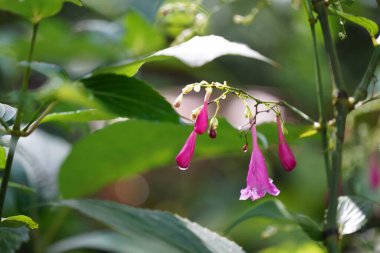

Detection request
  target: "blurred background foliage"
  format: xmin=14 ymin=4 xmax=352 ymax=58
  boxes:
xmin=0 ymin=0 xmax=380 ymax=252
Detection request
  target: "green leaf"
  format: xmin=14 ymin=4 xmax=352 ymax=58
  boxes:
xmin=94 ymin=35 xmax=276 ymax=76
xmin=225 ymin=200 xmax=323 ymax=241
xmin=337 ymin=196 xmax=374 ymax=235
xmin=57 ymin=199 xmax=245 ymax=253
xmin=329 ymin=8 xmax=379 ymax=40
xmin=41 ymin=109 xmax=115 ymax=124
xmin=0 ymin=0 xmax=82 ymax=23
xmin=123 ymin=11 xmax=166 ymax=56
xmin=225 ymin=199 xmax=293 ymax=234
xmin=1 ymin=215 xmax=38 ymax=230
xmin=46 ymin=231 xmax=148 ymax=253
xmin=81 ymin=74 xmax=179 ymax=123
xmin=0 ymin=146 xmax=5 ymax=169
xmin=59 ymin=119 xmax=309 ymax=198
xmin=0 ymin=179 xmax=36 ymax=194
xmin=20 ymin=61 xmax=69 ymax=79
xmin=0 ymin=226 xmax=29 ymax=253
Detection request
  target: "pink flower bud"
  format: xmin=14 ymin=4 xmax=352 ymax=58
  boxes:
xmin=194 ymin=101 xmax=208 ymax=134
xmin=369 ymin=152 xmax=380 ymax=191
xmin=277 ymin=117 xmax=296 ymax=172
xmin=176 ymin=131 xmax=197 ymax=170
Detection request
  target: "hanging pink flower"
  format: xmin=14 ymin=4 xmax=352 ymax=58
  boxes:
xmin=194 ymin=101 xmax=208 ymax=134
xmin=369 ymin=152 xmax=380 ymax=190
xmin=240 ymin=125 xmax=280 ymax=201
xmin=176 ymin=131 xmax=197 ymax=170
xmin=276 ymin=117 xmax=297 ymax=172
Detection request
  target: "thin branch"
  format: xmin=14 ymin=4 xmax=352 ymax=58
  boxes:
xmin=21 ymin=102 xmax=57 ymax=137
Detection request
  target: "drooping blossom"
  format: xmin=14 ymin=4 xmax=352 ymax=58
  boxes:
xmin=276 ymin=117 xmax=296 ymax=172
xmin=369 ymin=152 xmax=380 ymax=190
xmin=194 ymin=101 xmax=208 ymax=134
xmin=240 ymin=125 xmax=280 ymax=201
xmin=176 ymin=131 xmax=197 ymax=170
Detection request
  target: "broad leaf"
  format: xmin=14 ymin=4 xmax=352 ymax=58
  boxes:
xmin=225 ymin=200 xmax=323 ymax=241
xmin=94 ymin=35 xmax=276 ymax=76
xmin=46 ymin=231 xmax=152 ymax=253
xmin=0 ymin=226 xmax=29 ymax=253
xmin=329 ymin=8 xmax=378 ymax=41
xmin=59 ymin=119 xmax=310 ymax=198
xmin=81 ymin=74 xmax=179 ymax=123
xmin=58 ymin=199 xmax=245 ymax=253
xmin=337 ymin=196 xmax=374 ymax=235
xmin=0 ymin=0 xmax=82 ymax=23
xmin=1 ymin=215 xmax=38 ymax=230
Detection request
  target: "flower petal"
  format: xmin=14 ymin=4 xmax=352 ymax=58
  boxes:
xmin=176 ymin=131 xmax=197 ymax=170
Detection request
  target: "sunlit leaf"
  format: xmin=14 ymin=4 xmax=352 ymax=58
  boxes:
xmin=299 ymin=128 xmax=318 ymax=138
xmin=0 ymin=0 xmax=82 ymax=23
xmin=1 ymin=215 xmax=38 ymax=230
xmin=94 ymin=35 xmax=276 ymax=76
xmin=0 ymin=146 xmax=5 ymax=169
xmin=337 ymin=196 xmax=374 ymax=235
xmin=57 ymin=199 xmax=246 ymax=253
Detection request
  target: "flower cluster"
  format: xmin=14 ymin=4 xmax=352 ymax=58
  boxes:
xmin=173 ymin=81 xmax=297 ymax=202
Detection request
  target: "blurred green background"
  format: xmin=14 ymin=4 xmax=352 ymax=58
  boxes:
xmin=1 ymin=0 xmax=380 ymax=252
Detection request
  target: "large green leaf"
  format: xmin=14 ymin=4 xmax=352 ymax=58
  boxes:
xmin=81 ymin=74 xmax=179 ymax=123
xmin=0 ymin=0 xmax=82 ymax=23
xmin=337 ymin=196 xmax=374 ymax=235
xmin=94 ymin=35 xmax=276 ymax=76
xmin=0 ymin=226 xmax=29 ymax=253
xmin=225 ymin=199 xmax=323 ymax=241
xmin=58 ymin=199 xmax=245 ymax=253
xmin=38 ymin=74 xmax=179 ymax=123
xmin=329 ymin=8 xmax=379 ymax=40
xmin=46 ymin=231 xmax=149 ymax=253
xmin=59 ymin=119 xmax=310 ymax=198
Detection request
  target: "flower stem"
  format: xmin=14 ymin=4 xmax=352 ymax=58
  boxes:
xmin=0 ymin=23 xmax=39 ymax=218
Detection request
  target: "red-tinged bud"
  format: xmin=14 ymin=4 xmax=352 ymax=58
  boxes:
xmin=173 ymin=93 xmax=183 ymax=108
xmin=209 ymin=128 xmax=217 ymax=139
xmin=276 ymin=117 xmax=296 ymax=172
xmin=241 ymin=144 xmax=248 ymax=153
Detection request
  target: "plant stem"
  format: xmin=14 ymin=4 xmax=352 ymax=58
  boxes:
xmin=302 ymin=0 xmax=331 ymax=182
xmin=13 ymin=23 xmax=39 ymax=132
xmin=0 ymin=23 xmax=39 ymax=217
xmin=314 ymin=0 xmax=349 ymax=252
xmin=353 ymin=47 xmax=380 ymax=103
xmin=0 ymin=136 xmax=19 ymax=217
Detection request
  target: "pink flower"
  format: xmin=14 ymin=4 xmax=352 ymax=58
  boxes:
xmin=176 ymin=131 xmax=197 ymax=170
xmin=194 ymin=101 xmax=208 ymax=134
xmin=369 ymin=152 xmax=380 ymax=190
xmin=277 ymin=117 xmax=296 ymax=172
xmin=240 ymin=125 xmax=280 ymax=201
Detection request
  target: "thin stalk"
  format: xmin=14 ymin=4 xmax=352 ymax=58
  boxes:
xmin=0 ymin=136 xmax=19 ymax=217
xmin=0 ymin=23 xmax=39 ymax=217
xmin=303 ymin=0 xmax=331 ymax=182
xmin=13 ymin=23 xmax=39 ymax=131
xmin=21 ymin=101 xmax=57 ymax=136
xmin=353 ymin=47 xmax=380 ymax=103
